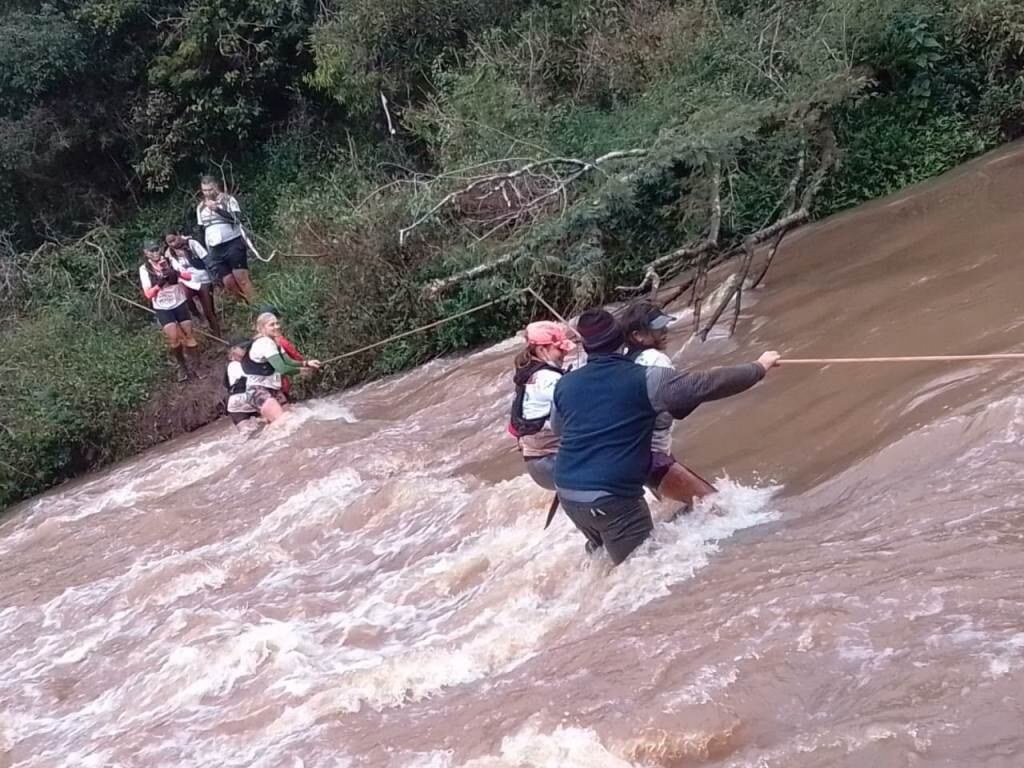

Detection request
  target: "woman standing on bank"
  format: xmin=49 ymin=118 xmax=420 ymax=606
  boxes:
xmin=196 ymin=175 xmax=256 ymax=302
xmin=139 ymin=240 xmax=198 ymax=382
xmin=164 ymin=231 xmax=221 ymax=338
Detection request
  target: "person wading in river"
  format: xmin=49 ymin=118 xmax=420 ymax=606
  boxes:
xmin=197 ymin=175 xmax=256 ymax=302
xmin=256 ymin=305 xmax=309 ymax=401
xmin=620 ymin=300 xmax=716 ymax=511
xmin=508 ymin=321 xmax=576 ymax=491
xmin=139 ymin=240 xmax=199 ymax=382
xmin=164 ymin=231 xmax=221 ymax=338
xmin=243 ymin=312 xmax=321 ymax=424
xmin=551 ymin=308 xmax=780 ymax=565
xmin=224 ymin=338 xmax=260 ymax=430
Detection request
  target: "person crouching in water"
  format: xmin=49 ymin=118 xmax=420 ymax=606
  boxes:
xmin=243 ymin=312 xmax=321 ymax=424
xmin=225 ymin=339 xmax=259 ymax=429
xmin=551 ymin=308 xmax=780 ymax=565
xmin=165 ymin=231 xmax=221 ymax=338
xmin=620 ymin=300 xmax=715 ymax=510
xmin=256 ymin=304 xmax=307 ymax=401
xmin=508 ymin=321 xmax=576 ymax=490
xmin=139 ymin=240 xmax=198 ymax=382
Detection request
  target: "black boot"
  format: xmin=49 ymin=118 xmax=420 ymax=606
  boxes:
xmin=173 ymin=347 xmax=191 ymax=382
xmin=186 ymin=344 xmax=205 ymax=379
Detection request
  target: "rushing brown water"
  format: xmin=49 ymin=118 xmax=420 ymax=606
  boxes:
xmin=5 ymin=142 xmax=1024 ymax=768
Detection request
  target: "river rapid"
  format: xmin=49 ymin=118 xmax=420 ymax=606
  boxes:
xmin=4 ymin=142 xmax=1024 ymax=767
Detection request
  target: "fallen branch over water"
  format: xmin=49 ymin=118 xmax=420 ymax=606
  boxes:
xmin=423 ymin=253 xmax=516 ymax=297
xmin=399 ymin=149 xmax=648 ymax=247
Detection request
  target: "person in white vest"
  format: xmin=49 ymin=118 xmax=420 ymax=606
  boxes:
xmin=164 ymin=231 xmax=221 ymax=338
xmin=138 ymin=240 xmax=198 ymax=381
xmin=196 ymin=175 xmax=256 ymax=302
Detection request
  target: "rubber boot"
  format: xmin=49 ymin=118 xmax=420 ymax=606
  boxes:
xmin=172 ymin=347 xmax=191 ymax=382
xmin=186 ymin=345 xmax=205 ymax=379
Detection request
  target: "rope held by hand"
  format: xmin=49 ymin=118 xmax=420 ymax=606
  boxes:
xmin=781 ymin=354 xmax=1024 ymax=365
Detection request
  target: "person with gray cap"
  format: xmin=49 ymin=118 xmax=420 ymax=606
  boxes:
xmin=550 ymin=308 xmax=779 ymax=565
xmin=138 ymin=240 xmax=198 ymax=381
xmin=619 ymin=300 xmax=713 ymax=506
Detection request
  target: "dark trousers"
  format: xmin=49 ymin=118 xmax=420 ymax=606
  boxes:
xmin=560 ymin=495 xmax=654 ymax=565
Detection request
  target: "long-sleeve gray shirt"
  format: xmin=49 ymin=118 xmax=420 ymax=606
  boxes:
xmin=550 ymin=359 xmax=766 ymax=500
xmin=551 ymin=362 xmax=765 ymax=436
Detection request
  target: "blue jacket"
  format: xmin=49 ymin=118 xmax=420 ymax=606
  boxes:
xmin=552 ymin=354 xmax=655 ymax=497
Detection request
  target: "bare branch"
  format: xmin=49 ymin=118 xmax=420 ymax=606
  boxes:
xmin=691 ymin=251 xmax=711 ymax=333
xmin=729 ymin=238 xmax=757 ymax=336
xmin=423 ymin=253 xmax=518 ymax=297
xmin=799 ymin=123 xmax=838 ymax=211
xmin=697 ymin=270 xmax=738 ymax=340
xmin=624 ymin=158 xmax=726 ymax=296
xmin=749 ymin=227 xmax=789 ymax=291
xmin=398 ymin=150 xmax=647 ymax=246
xmin=750 ymin=122 xmax=838 ymax=288
xmin=707 ymin=159 xmax=723 ymax=245
xmin=615 ymin=265 xmax=661 ymax=297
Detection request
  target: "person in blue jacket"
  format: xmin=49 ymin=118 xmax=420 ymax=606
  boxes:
xmin=551 ymin=308 xmax=780 ymax=565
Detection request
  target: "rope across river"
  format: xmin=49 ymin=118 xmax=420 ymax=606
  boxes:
xmin=780 ymin=354 xmax=1024 ymax=365
xmin=114 ymin=288 xmax=1024 ymax=369
xmin=317 ymin=291 xmax=529 ymax=366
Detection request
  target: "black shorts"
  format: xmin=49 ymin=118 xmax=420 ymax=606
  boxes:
xmin=230 ymin=411 xmax=257 ymax=425
xmin=647 ymin=451 xmax=676 ymax=488
xmin=154 ymin=303 xmax=191 ymax=327
xmin=208 ymin=237 xmax=249 ymax=279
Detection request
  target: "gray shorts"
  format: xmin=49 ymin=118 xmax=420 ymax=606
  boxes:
xmin=524 ymin=455 xmax=557 ymax=491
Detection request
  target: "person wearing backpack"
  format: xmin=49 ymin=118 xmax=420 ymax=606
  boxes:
xmin=508 ymin=321 xmax=576 ymax=491
xmin=196 ymin=175 xmax=256 ymax=302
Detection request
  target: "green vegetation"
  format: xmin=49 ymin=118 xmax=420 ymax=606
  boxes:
xmin=3 ymin=0 xmax=1024 ymax=508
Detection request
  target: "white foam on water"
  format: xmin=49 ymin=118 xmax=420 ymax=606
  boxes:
xmin=0 ymin=326 xmax=791 ymax=767
xmin=0 ymin=468 xmax=781 ymax=766
xmin=305 ymin=400 xmax=358 ymax=422
xmin=409 ymin=722 xmax=639 ymax=768
xmin=595 ymin=479 xmax=780 ymax=617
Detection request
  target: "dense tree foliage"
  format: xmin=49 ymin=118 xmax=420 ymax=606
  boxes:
xmin=3 ymin=0 xmax=1024 ymax=507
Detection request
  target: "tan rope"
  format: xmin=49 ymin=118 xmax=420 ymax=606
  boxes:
xmin=115 ymin=284 xmax=577 ymax=366
xmin=525 ymin=287 xmax=580 ymax=339
xmin=111 ymin=292 xmax=229 ymax=346
xmin=781 ymin=354 xmax=1024 ymax=365
xmin=319 ymin=291 xmax=523 ymax=366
